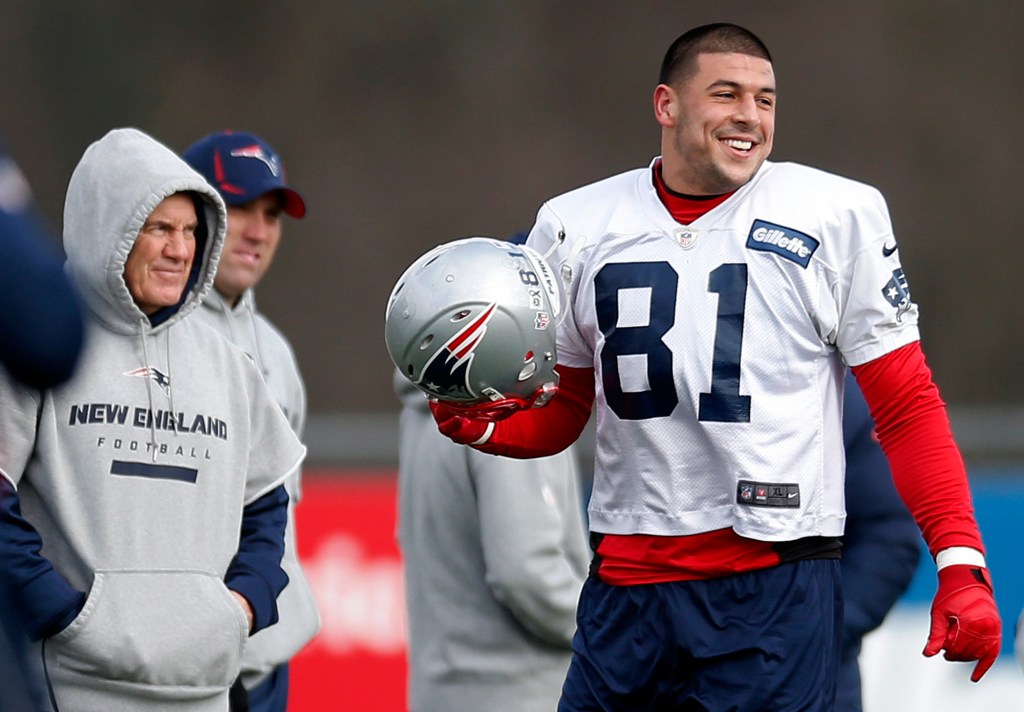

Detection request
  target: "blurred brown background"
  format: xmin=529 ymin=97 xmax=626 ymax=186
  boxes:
xmin=2 ymin=2 xmax=1021 ymax=461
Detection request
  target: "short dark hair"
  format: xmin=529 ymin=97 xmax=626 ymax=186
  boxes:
xmin=659 ymin=23 xmax=773 ymax=87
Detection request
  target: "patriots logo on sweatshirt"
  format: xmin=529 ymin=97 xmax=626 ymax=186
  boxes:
xmin=419 ymin=304 xmax=497 ymax=401
xmin=123 ymin=366 xmax=171 ymax=397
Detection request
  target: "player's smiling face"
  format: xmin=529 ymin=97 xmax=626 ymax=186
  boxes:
xmin=656 ymin=51 xmax=776 ymax=195
xmin=216 ymin=192 xmax=283 ymax=305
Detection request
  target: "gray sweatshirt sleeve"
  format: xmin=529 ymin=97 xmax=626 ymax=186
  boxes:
xmin=469 ymin=446 xmax=589 ymax=647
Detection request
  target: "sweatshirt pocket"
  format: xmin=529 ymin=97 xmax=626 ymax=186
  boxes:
xmin=50 ymin=569 xmax=248 ymax=689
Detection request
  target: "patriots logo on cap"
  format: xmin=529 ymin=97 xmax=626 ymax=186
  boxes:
xmin=419 ymin=304 xmax=497 ymax=401
xmin=230 ymin=144 xmax=281 ymax=176
xmin=124 ymin=366 xmax=171 ymax=396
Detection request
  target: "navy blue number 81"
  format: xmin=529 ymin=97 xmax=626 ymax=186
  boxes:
xmin=594 ymin=261 xmax=750 ymax=423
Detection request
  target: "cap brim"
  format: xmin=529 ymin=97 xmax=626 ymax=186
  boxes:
xmin=220 ymin=182 xmax=306 ymax=219
xmin=280 ymin=188 xmax=306 ymax=219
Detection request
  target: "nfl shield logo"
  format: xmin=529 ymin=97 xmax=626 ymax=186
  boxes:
xmin=674 ymin=226 xmax=700 ymax=250
xmin=739 ymin=483 xmax=754 ymax=501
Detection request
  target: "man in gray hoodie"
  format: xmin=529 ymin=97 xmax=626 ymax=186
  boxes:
xmin=390 ymin=232 xmax=590 ymax=712
xmin=395 ymin=368 xmax=590 ymax=712
xmin=0 ymin=127 xmax=305 ymax=711
xmin=183 ymin=130 xmax=320 ymax=712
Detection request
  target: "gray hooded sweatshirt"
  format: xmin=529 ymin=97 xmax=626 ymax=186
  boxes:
xmin=0 ymin=128 xmax=305 ymax=711
xmin=192 ymin=289 xmax=321 ymax=686
xmin=394 ymin=372 xmax=590 ymax=712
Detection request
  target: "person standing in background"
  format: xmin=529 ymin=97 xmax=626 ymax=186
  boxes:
xmin=184 ymin=130 xmax=321 ymax=712
xmin=0 ymin=139 xmax=85 ymax=712
xmin=0 ymin=140 xmax=85 ymax=390
xmin=395 ymin=366 xmax=589 ymax=712
xmin=838 ymin=371 xmax=922 ymax=711
xmin=393 ymin=229 xmax=588 ymax=711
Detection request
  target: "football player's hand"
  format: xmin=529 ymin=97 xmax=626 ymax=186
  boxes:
xmin=924 ymin=564 xmax=1002 ymax=681
xmin=429 ymin=400 xmax=494 ymax=445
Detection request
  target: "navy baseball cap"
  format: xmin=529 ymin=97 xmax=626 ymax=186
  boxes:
xmin=183 ymin=130 xmax=306 ymax=219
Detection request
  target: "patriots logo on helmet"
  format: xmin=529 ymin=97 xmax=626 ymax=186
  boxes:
xmin=123 ymin=366 xmax=171 ymax=396
xmin=230 ymin=144 xmax=281 ymax=176
xmin=419 ymin=304 xmax=497 ymax=401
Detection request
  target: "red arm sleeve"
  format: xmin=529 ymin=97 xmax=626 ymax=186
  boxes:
xmin=475 ymin=365 xmax=595 ymax=458
xmin=851 ymin=341 xmax=984 ymax=558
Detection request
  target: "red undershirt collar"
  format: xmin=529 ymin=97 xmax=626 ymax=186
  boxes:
xmin=653 ymin=159 xmax=735 ymax=225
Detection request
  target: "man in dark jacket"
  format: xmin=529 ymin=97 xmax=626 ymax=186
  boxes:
xmin=0 ymin=139 xmax=85 ymax=712
xmin=839 ymin=371 xmax=922 ymax=711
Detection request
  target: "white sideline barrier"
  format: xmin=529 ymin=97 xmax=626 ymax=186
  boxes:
xmin=861 ymin=604 xmax=1023 ymax=711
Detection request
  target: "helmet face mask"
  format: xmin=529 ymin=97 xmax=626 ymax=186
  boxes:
xmin=385 ymin=237 xmax=561 ymax=415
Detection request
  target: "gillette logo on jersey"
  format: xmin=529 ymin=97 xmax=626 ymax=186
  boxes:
xmin=419 ymin=303 xmax=497 ymax=401
xmin=746 ymin=219 xmax=820 ymax=268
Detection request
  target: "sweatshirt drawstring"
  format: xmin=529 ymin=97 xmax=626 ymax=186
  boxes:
xmin=166 ymin=332 xmax=177 ymax=427
xmin=138 ymin=321 xmax=178 ymax=461
xmin=222 ymin=292 xmax=267 ymax=379
xmin=243 ymin=294 xmax=268 ymax=379
xmin=139 ymin=321 xmax=159 ymax=462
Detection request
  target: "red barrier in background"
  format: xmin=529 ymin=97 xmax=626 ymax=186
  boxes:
xmin=288 ymin=469 xmax=407 ymax=712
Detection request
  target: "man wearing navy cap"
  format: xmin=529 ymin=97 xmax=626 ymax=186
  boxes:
xmin=184 ymin=131 xmax=320 ymax=712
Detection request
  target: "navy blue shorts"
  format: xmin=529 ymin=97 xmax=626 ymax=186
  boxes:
xmin=559 ymin=559 xmax=842 ymax=711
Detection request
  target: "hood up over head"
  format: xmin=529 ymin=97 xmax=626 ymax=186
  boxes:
xmin=63 ymin=127 xmax=227 ymax=334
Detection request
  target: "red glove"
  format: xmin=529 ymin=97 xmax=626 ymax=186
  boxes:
xmin=924 ymin=564 xmax=1002 ymax=681
xmin=429 ymin=400 xmax=493 ymax=445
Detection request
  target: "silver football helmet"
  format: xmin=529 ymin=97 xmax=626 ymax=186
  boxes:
xmin=385 ymin=237 xmax=561 ymax=419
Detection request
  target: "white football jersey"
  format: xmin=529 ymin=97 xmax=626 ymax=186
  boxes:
xmin=527 ymin=159 xmax=919 ymax=542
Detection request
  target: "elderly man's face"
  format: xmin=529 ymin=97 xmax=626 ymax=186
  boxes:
xmin=124 ymin=193 xmax=197 ymax=315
